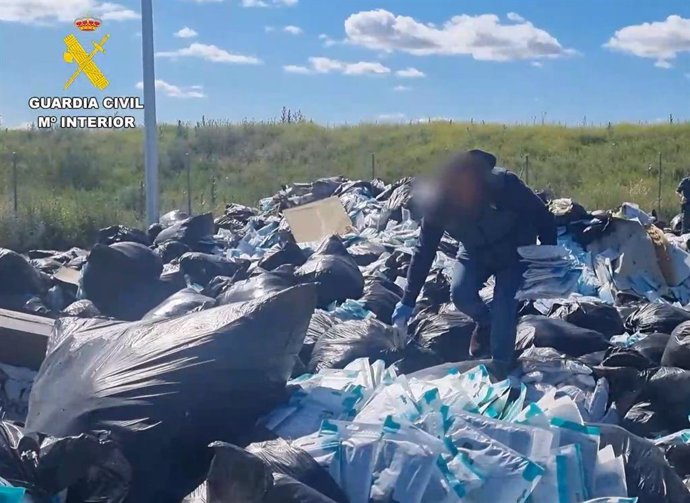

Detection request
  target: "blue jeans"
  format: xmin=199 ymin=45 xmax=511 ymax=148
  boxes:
xmin=450 ymin=253 xmax=526 ymax=363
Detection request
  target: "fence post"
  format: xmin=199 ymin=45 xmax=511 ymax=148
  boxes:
xmin=371 ymin=153 xmax=376 ymax=180
xmin=185 ymin=152 xmax=192 ymax=215
xmin=12 ymin=152 xmax=17 ymax=216
xmin=211 ymin=174 xmax=217 ymax=208
xmin=139 ymin=180 xmax=145 ymax=221
xmin=525 ymin=154 xmax=530 ymax=185
xmin=658 ymin=152 xmax=662 ymax=215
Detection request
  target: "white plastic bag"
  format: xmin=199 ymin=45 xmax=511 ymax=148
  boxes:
xmin=445 ymin=418 xmax=544 ymax=503
xmin=370 ymin=418 xmax=444 ymax=503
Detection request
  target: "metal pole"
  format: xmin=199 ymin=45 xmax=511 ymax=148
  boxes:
xmin=371 ymin=153 xmax=376 ymax=179
xmin=12 ymin=152 xmax=17 ymax=216
xmin=658 ymin=152 xmax=662 ymax=215
xmin=141 ymin=0 xmax=159 ymax=225
xmin=186 ymin=152 xmax=192 ymax=215
xmin=525 ymin=154 xmax=530 ymax=185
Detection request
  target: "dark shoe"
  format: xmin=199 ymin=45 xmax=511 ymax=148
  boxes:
xmin=487 ymin=358 xmax=515 ymax=381
xmin=469 ymin=324 xmax=491 ymax=358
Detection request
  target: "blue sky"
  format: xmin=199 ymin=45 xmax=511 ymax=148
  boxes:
xmin=1 ymin=0 xmax=689 ymax=127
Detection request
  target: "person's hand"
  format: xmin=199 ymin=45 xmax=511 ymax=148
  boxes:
xmin=392 ymin=302 xmax=414 ymax=328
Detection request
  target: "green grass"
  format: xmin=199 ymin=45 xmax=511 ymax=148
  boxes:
xmin=1 ymin=120 xmax=688 ymax=251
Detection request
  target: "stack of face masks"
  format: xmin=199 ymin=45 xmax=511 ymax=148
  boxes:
xmin=517 ymin=245 xmax=581 ymax=301
xmin=263 ymin=359 xmax=632 ymax=503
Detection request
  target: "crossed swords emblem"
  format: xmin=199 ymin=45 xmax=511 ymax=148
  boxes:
xmin=63 ymin=33 xmax=110 ymax=90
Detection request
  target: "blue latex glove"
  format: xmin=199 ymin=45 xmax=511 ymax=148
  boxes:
xmin=391 ymin=302 xmax=414 ymax=327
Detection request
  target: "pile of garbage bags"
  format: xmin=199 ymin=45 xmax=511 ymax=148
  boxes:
xmin=3 ymin=175 xmax=690 ymax=501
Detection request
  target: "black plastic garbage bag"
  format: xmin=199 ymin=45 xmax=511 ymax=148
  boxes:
xmin=0 ymin=421 xmax=131 ymax=503
xmin=160 ymin=210 xmax=190 ymax=228
xmin=549 ymin=300 xmax=624 ymax=338
xmin=81 ymin=242 xmax=164 ymax=318
xmin=258 ymin=237 xmax=307 ymax=272
xmin=267 ymin=474 xmax=338 ymax=503
xmin=26 ymin=285 xmax=317 ymax=503
xmin=295 ymin=236 xmax=364 ymax=308
xmin=360 ymin=279 xmax=402 ymax=324
xmin=393 ymin=342 xmax=445 ymax=375
xmin=98 ymin=274 xmax=183 ymax=321
xmin=143 ymin=288 xmax=216 ymax=320
xmin=0 ymin=294 xmax=50 ymax=316
xmin=383 ymin=250 xmax=411 ymax=279
xmin=601 ymin=346 xmax=655 ymax=370
xmin=597 ymin=423 xmax=690 ymax=503
xmin=205 ymin=442 xmax=272 ymax=503
xmin=204 ymin=276 xmax=234 ymax=298
xmin=217 ymin=271 xmax=296 ymax=306
xmin=662 ymin=321 xmax=690 ymax=369
xmin=301 ymin=311 xmax=337 ymax=365
xmin=98 ymin=225 xmax=151 ymax=246
xmin=408 ymin=305 xmax=475 ymax=363
xmin=516 ymin=315 xmax=610 ymax=357
xmin=155 ymin=213 xmax=216 ymax=252
xmin=417 ymin=269 xmax=451 ymax=308
xmin=631 ymin=332 xmax=670 ymax=365
xmin=148 ymin=223 xmax=163 ymax=242
xmin=0 ymin=249 xmax=47 ymax=295
xmin=201 ymin=443 xmax=339 ymax=503
xmin=214 ymin=204 xmax=257 ymax=231
xmin=30 ymin=257 xmax=64 ymax=274
xmin=377 ymin=179 xmax=415 ymax=229
xmin=61 ymin=299 xmax=101 ymax=318
xmin=621 ymin=401 xmax=668 ymax=438
xmin=309 ymin=318 xmax=405 ymax=373
xmin=246 ymin=439 xmax=347 ymax=503
xmin=155 ymin=240 xmax=191 ymax=264
xmin=639 ymin=367 xmax=690 ymax=431
xmin=180 ymin=252 xmax=247 ymax=287
xmin=625 ymin=303 xmax=690 ymax=335
xmin=346 ymin=241 xmax=387 ymax=267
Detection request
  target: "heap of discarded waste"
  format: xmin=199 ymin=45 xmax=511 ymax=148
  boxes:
xmin=1 ymin=175 xmax=690 ymax=502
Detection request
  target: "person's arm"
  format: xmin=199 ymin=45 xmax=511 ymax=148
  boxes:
xmin=400 ymin=220 xmax=444 ymax=306
xmin=503 ymin=172 xmax=557 ymax=245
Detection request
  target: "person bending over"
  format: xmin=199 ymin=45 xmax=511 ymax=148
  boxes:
xmin=392 ymin=149 xmax=556 ymax=370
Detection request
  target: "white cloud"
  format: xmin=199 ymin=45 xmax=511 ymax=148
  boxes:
xmin=284 ymin=57 xmax=390 ymax=75
xmin=284 ymin=25 xmax=303 ymax=35
xmin=156 ymin=43 xmax=262 ymax=64
xmin=393 ymin=85 xmax=411 ymax=92
xmin=531 ymin=61 xmax=543 ymax=68
xmin=507 ymin=12 xmax=525 ymax=23
xmin=344 ymin=9 xmax=574 ymax=61
xmin=174 ymin=27 xmax=198 ymax=38
xmin=0 ymin=0 xmax=139 ymax=23
xmin=655 ymin=60 xmax=673 ymax=69
xmin=242 ymin=0 xmax=297 ymax=7
xmin=284 ymin=65 xmax=312 ymax=74
xmin=265 ymin=26 xmax=275 ymax=32
xmin=319 ymin=33 xmax=337 ymax=47
xmin=135 ymin=80 xmax=206 ymax=98
xmin=396 ymin=67 xmax=425 ymax=78
xmin=605 ymin=15 xmax=690 ymax=68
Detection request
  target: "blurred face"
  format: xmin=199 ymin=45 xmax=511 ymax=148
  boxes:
xmin=439 ymin=167 xmax=487 ymax=214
